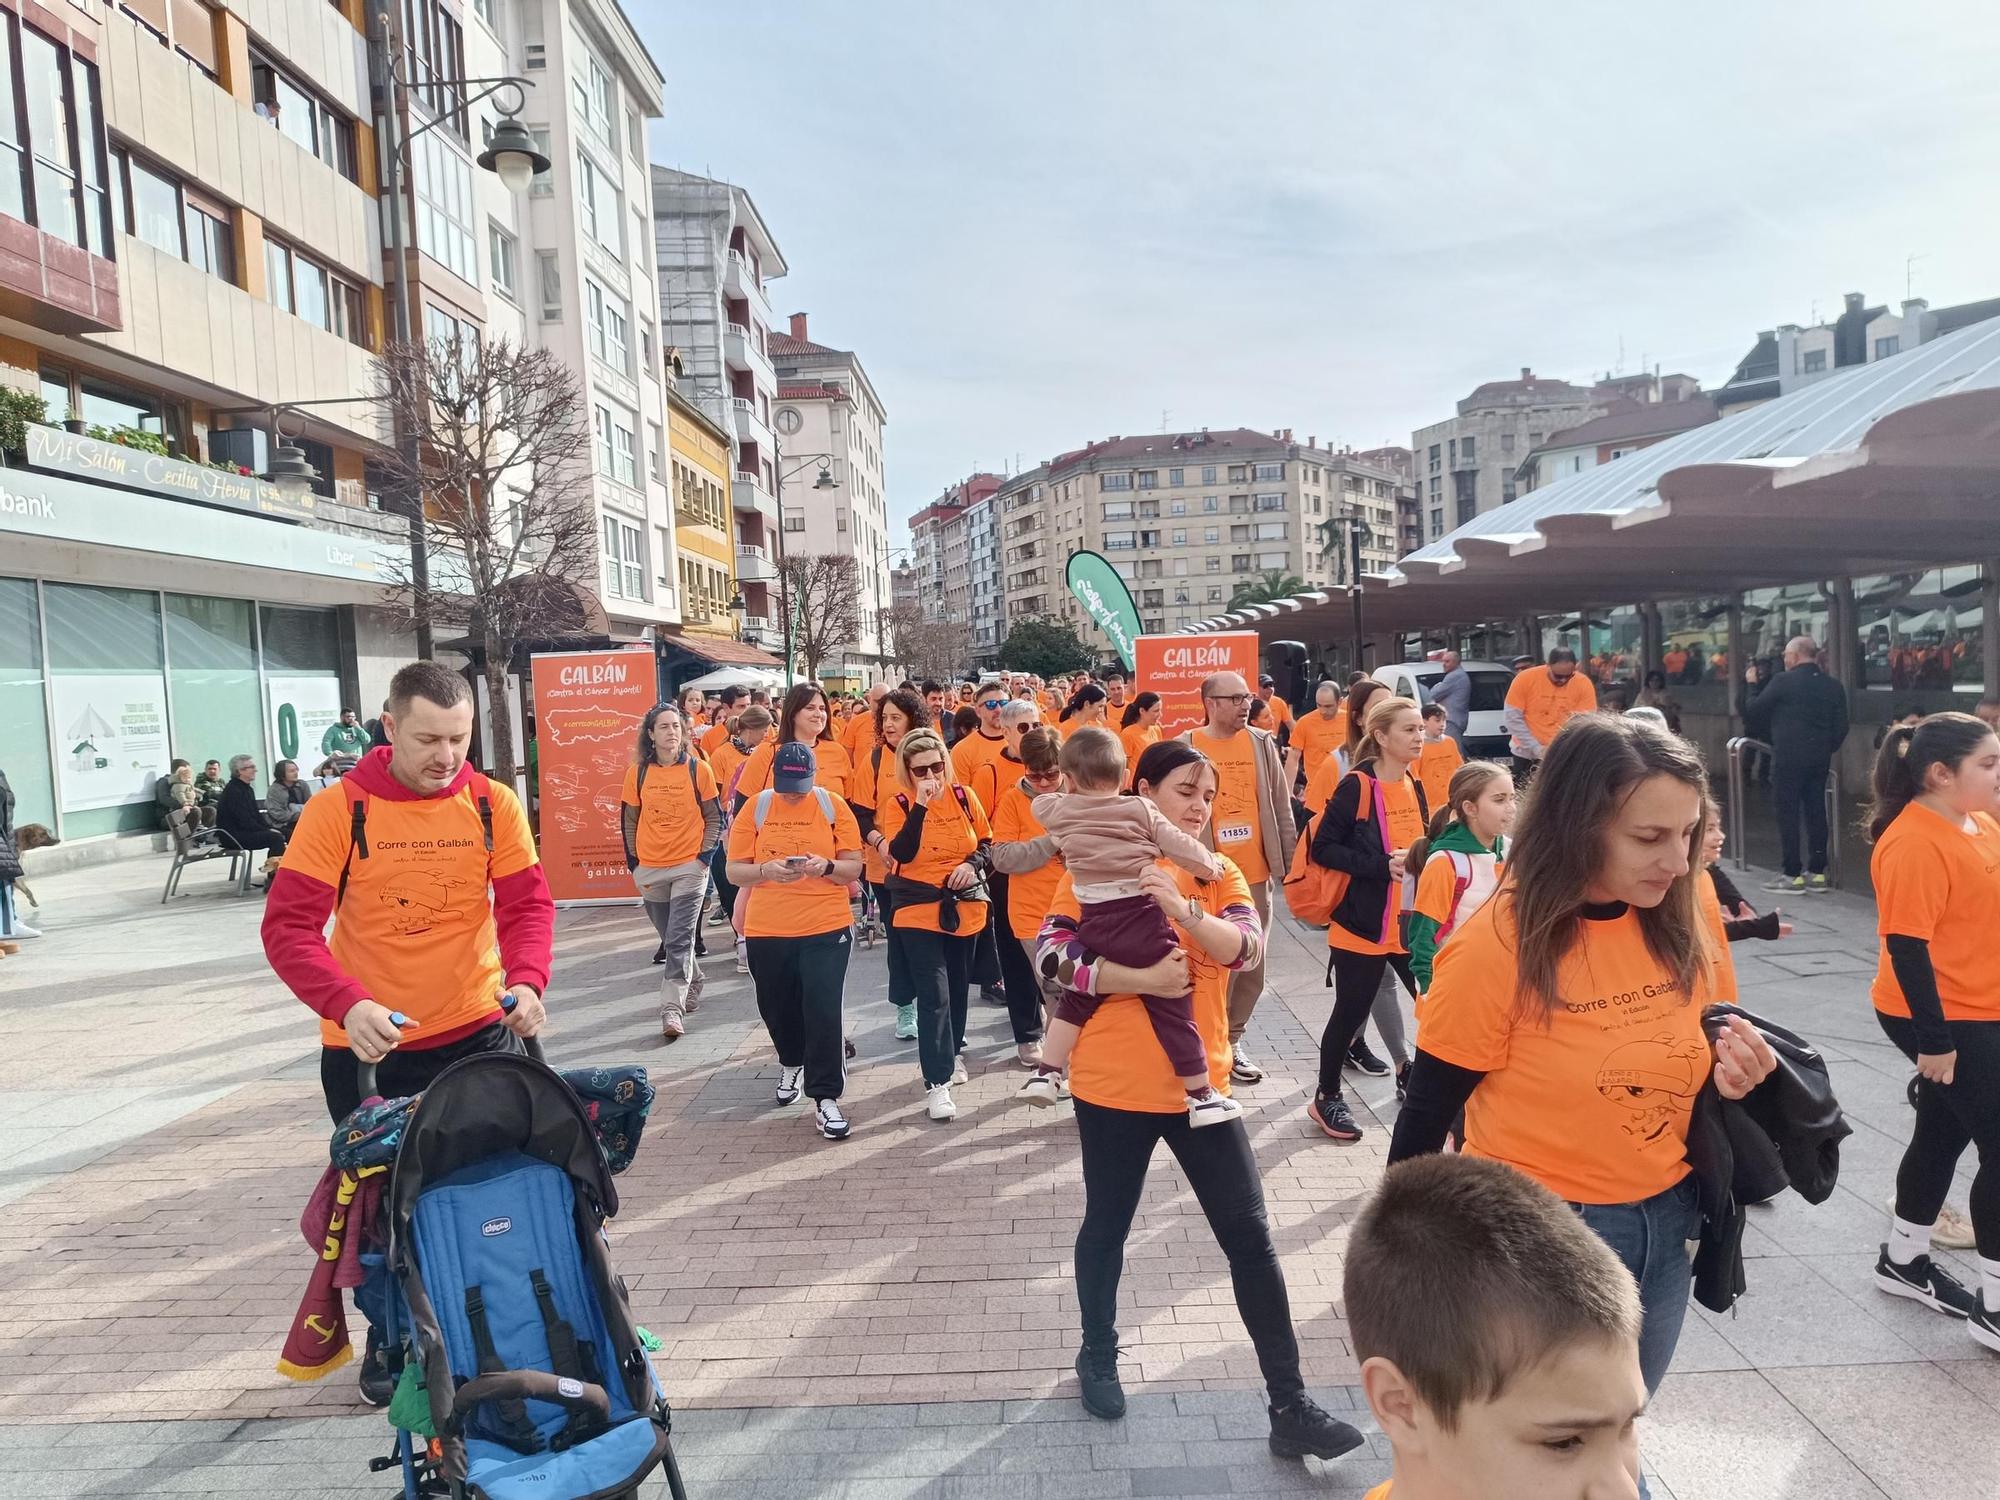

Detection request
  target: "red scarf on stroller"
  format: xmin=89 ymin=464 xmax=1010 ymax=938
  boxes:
xmin=277 ymin=1163 xmax=385 ymax=1380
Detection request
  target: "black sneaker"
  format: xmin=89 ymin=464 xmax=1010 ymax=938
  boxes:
xmin=694 ymin=933 xmax=708 ymax=958
xmin=981 ymin=983 xmax=1007 ymax=1006
xmin=357 ymin=1327 xmax=394 ymax=1407
xmin=1345 ymin=1039 xmax=1390 ymax=1077
xmin=651 ymin=943 xmax=666 ymax=965
xmin=1307 ymin=1091 xmax=1363 ymax=1143
xmin=1395 ymin=1062 xmax=1412 ymax=1102
xmin=1874 ymin=1246 xmax=1976 ymax=1318
xmin=1075 ymin=1345 xmax=1126 ymax=1420
xmin=1268 ymin=1394 xmax=1365 ymax=1461
xmin=1972 ymin=1293 xmax=2000 ymax=1353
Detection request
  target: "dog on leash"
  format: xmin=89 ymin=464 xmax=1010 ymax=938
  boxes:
xmin=11 ymin=823 xmax=58 ymax=908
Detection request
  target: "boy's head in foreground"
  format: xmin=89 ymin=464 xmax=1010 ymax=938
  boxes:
xmin=1345 ymin=1156 xmax=1645 ymax=1499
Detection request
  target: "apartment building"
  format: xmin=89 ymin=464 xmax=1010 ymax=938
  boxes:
xmin=998 ymin=428 xmax=1367 ymax=653
xmin=1411 ymin=371 xmax=1603 ymax=538
xmin=1712 ymin=289 xmax=2000 ymax=416
xmin=1354 ymin=445 xmax=1423 ymax=556
xmin=651 ymin=167 xmax=786 ymax=657
xmin=769 ymin=312 xmax=895 ymax=677
xmin=456 ymin=0 xmax=678 ymax=655
xmin=1 ymin=0 xmax=422 ymax=845
xmin=667 ymin=385 xmax=734 ymax=638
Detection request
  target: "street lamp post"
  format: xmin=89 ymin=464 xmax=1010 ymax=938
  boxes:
xmin=366 ymin=12 xmax=549 ymax=658
xmin=771 ymin=433 xmax=839 ymax=688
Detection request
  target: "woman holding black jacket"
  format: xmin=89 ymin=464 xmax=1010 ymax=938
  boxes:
xmin=877 ymin=728 xmax=993 ymax=1123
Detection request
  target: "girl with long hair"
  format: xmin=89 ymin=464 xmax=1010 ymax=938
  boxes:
xmin=1119 ymin=692 xmax=1164 ymax=766
xmin=1304 ymin=695 xmax=1429 ymax=1141
xmin=731 ymin=683 xmax=854 ymax=803
xmin=620 ymin=703 xmax=723 ymax=1038
xmin=848 ymin=688 xmax=933 ymax=1040
xmin=1390 ymin=713 xmax=1777 ymax=1398
xmin=707 ymin=704 xmax=772 ymax=972
xmin=877 ymin=728 xmax=995 ymax=1121
xmin=1059 ymin=682 xmax=1109 ymax=736
xmin=1865 ymin=712 xmax=2000 ymax=1347
xmin=678 ymin=686 xmax=709 ymax=735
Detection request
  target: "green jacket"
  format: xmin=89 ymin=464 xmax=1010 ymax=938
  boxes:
xmin=320 ymin=721 xmax=370 ymax=756
xmin=1406 ymin=822 xmax=1505 ymax=991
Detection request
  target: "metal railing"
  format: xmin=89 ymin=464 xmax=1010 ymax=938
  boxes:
xmin=1725 ymin=736 xmax=1841 ymax=887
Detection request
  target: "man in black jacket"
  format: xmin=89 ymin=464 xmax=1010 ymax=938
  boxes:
xmin=1742 ymin=636 xmax=1849 ymax=894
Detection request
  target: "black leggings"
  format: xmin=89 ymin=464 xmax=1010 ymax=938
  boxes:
xmin=1073 ymin=1097 xmax=1304 ymax=1405
xmin=709 ymin=843 xmax=737 ymax=929
xmin=1879 ymin=1011 xmax=2000 ymax=1256
xmin=1318 ymin=948 xmax=1417 ymax=1098
xmin=319 ymin=1021 xmax=521 ymax=1123
xmin=987 ymin=872 xmax=1046 ymax=1046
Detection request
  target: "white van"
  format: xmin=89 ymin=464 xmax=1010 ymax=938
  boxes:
xmin=1370 ymin=659 xmax=1515 ymax=760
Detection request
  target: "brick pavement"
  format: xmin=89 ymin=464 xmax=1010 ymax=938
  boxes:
xmin=0 ymin=856 xmax=1996 ymax=1497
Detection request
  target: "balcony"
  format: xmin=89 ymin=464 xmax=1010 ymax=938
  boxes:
xmin=732 ymin=468 xmax=776 ymax=519
xmin=723 ymin=248 xmax=766 ymax=307
xmin=741 ymin=616 xmax=784 ymax=651
xmin=724 ymin=321 xmax=769 ymax=380
xmin=736 ymin=541 xmax=778 ymax=582
xmin=731 ymin=397 xmax=770 ymax=448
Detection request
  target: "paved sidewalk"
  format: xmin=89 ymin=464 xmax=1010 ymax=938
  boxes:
xmin=0 ymin=854 xmax=1994 ymax=1498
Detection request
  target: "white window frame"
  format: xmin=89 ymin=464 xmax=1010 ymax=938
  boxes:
xmin=488 ymin=221 xmax=517 ymax=301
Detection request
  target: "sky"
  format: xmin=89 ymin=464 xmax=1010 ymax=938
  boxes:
xmin=634 ymin=0 xmax=2000 ymax=544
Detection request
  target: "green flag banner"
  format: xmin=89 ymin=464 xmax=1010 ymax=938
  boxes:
xmin=1065 ymin=550 xmax=1142 ymax=670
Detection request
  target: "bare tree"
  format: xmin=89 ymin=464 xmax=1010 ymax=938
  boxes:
xmin=780 ymin=552 xmax=862 ymax=682
xmin=374 ymin=331 xmax=598 ymax=789
xmin=883 ymin=603 xmax=972 ymax=684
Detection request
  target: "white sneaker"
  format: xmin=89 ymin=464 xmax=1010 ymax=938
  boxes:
xmin=1016 ymin=1042 xmax=1044 ymax=1069
xmin=950 ymin=1055 xmax=970 ymax=1086
xmin=775 ymin=1065 xmax=803 ymax=1106
xmin=1018 ymin=1072 xmax=1066 ymax=1108
xmin=926 ymin=1083 xmax=957 ymax=1121
xmin=1230 ymin=1046 xmax=1265 ymax=1084
xmin=813 ymin=1098 xmax=851 ymax=1140
xmin=1187 ymin=1089 xmax=1243 ymax=1128
xmin=735 ymin=939 xmax=749 ymax=974
xmin=3 ymin=921 xmax=40 ymax=939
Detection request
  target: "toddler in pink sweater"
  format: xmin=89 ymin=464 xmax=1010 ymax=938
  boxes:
xmin=1020 ymin=727 xmax=1240 ymax=1125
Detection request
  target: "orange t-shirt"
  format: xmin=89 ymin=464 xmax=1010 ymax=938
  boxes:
xmin=283 ymin=775 xmax=540 ymax=1048
xmin=725 ymin=789 xmax=862 ymax=939
xmin=1119 ymin=723 xmax=1161 ymax=771
xmin=1421 ymin=896 xmax=1714 ymax=1205
xmin=991 ymin=780 xmax=1065 ymax=940
xmin=1291 ymin=710 xmax=1344 ymax=776
xmin=1326 ymin=774 xmax=1427 ymax=955
xmin=1191 ymin=728 xmax=1268 ymax=883
xmin=700 ymin=719 xmax=733 ymax=757
xmin=966 ymin=747 xmax=1026 ymax=824
xmin=875 ymin=781 xmax=991 ymax=935
xmin=1301 ymin=750 xmax=1346 ymax=819
xmin=1505 ymin=666 xmax=1598 ymax=750
xmin=1415 ymin=735 xmax=1464 ymax=813
xmin=732 ymin=737 xmax=853 ymax=802
xmin=1871 ymin=804 xmax=2000 ymax=1021
xmin=1697 ymin=866 xmax=1737 ymax=1001
xmin=1262 ymin=695 xmax=1294 ymax=730
xmin=845 ymin=741 xmax=900 ymax=884
xmin=708 ymin=737 xmax=758 ymax=805
xmin=1058 ymin=858 xmax=1252 ymax=1112
xmin=619 ymin=756 xmax=719 ymax=867
xmin=840 ymin=706 xmax=879 ymax=764
xmin=1363 ymin=1485 xmax=1391 ymax=1500
xmin=950 ymin=729 xmax=1008 ymax=791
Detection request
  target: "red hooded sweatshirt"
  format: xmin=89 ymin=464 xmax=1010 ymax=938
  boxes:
xmin=262 ymin=748 xmax=554 ymax=1050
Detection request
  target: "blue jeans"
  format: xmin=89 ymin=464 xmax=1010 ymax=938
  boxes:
xmin=1574 ymin=1176 xmax=1701 ymax=1396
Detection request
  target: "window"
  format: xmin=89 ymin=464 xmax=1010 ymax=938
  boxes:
xmin=1100 ymin=501 xmax=1133 ymax=520
xmin=626 ymin=108 xmax=642 ymax=160
xmin=1100 ymin=472 xmax=1131 ymax=491
xmin=576 ymin=149 xmax=620 ymax=253
xmin=1255 ymin=521 xmax=1288 ymax=541
xmin=1875 ymin=336 xmax=1900 ymax=359
xmin=639 ymin=318 xmax=654 ymax=370
xmin=1202 ymin=495 xmax=1218 ymax=513
xmin=612 ymin=421 xmax=635 ymax=485
xmin=488 ymin=222 xmax=517 ymax=300
xmin=1170 ymin=528 xmax=1186 ymax=545
xmin=403 ymin=0 xmax=468 ymax=134
xmin=783 ymin=513 xmax=804 ymax=532
xmin=412 ymin=131 xmax=475 ymax=281
xmin=1500 ymin=431 xmax=1515 ymax=454
xmin=249 ymin=51 xmax=356 ymax=180
xmin=594 ymin=404 xmax=613 ymax=473
xmin=1230 ymin=523 xmax=1250 ymax=542
xmin=1253 ymin=462 xmax=1284 ymax=480
xmin=1461 ymin=436 xmax=1476 ymax=460
xmin=601 ymin=514 xmax=643 ymax=600
xmin=19 ymin=25 xmax=111 ymax=253
xmin=646 ymin=421 xmax=662 ymax=481
xmin=183 ymin=193 xmax=231 ymax=279
xmin=572 ymin=45 xmax=613 ymax=148
xmin=585 ymin=279 xmax=629 ymax=372
xmin=423 ymin=301 xmax=472 ymax=353
xmin=264 ymin=238 xmax=292 ymax=312
xmin=528 ymin=128 xmax=553 ymax=197
xmin=1205 ymin=557 xmax=1221 ymax=573
xmin=536 ymin=250 xmax=560 ymax=318
xmin=1103 ymin=530 xmax=1136 ymax=550
xmin=127 ymin=153 xmax=181 ymax=257
xmin=1801 ymin=349 xmax=1827 ymax=373
xmin=1136 ymin=471 xmax=1158 ymax=489
xmin=1203 ymin=526 xmax=1219 ymax=543
xmin=293 ymin=254 xmax=328 ymax=329
xmin=1254 ymin=492 xmax=1284 ymax=511
xmin=1169 ymin=499 xmax=1186 ymax=516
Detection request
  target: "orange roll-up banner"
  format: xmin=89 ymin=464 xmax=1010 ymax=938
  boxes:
xmin=1133 ymin=632 xmax=1263 ymax=739
xmin=528 ymin=647 xmax=657 ymax=904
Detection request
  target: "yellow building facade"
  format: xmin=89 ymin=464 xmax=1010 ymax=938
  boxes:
xmin=668 ymin=387 xmax=737 ymax=638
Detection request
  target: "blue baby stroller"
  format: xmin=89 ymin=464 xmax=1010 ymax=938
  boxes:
xmin=350 ymin=1038 xmax=688 ymax=1499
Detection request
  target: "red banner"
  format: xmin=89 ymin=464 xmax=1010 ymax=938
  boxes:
xmin=1134 ymin=632 xmax=1262 ymax=739
xmin=528 ymin=648 xmax=656 ymax=903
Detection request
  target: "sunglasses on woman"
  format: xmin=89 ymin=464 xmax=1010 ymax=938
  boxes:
xmin=910 ymin=761 xmax=946 ymax=778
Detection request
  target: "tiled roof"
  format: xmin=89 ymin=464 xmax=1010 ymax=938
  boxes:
xmin=673 ymin=635 xmax=785 ymax=667
xmin=770 ymin=332 xmax=843 ymax=358
xmin=1044 ymin=428 xmax=1289 ymax=477
xmin=1534 ymin=397 xmax=1717 ymax=453
xmin=1461 ymin=374 xmax=1595 ymax=407
xmin=777 ymin=382 xmax=849 ymax=402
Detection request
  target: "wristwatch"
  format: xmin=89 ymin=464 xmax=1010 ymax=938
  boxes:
xmin=1185 ymin=894 xmax=1202 ymax=924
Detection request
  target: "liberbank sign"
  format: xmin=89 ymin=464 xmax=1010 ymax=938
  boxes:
xmin=0 ymin=463 xmax=403 ymax=587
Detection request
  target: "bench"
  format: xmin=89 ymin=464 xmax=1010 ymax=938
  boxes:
xmin=161 ymin=823 xmax=253 ymax=902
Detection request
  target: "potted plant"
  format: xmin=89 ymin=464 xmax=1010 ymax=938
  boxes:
xmin=0 ymin=387 xmax=47 ymax=459
xmin=62 ymin=408 xmax=87 ymax=435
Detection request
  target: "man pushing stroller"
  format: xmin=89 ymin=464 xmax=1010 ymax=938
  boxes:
xmin=263 ymin=661 xmax=555 ymax=1403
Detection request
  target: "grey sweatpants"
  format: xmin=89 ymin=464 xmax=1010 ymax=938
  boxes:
xmin=635 ymin=859 xmax=709 ymax=1022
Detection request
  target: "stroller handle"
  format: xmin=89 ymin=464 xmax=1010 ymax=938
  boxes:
xmin=355 ymin=996 xmax=544 ymax=1100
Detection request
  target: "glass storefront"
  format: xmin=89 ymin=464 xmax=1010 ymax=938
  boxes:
xmin=1854 ymin=567 xmax=1984 ymax=696
xmin=0 ymin=577 xmax=340 ymax=837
